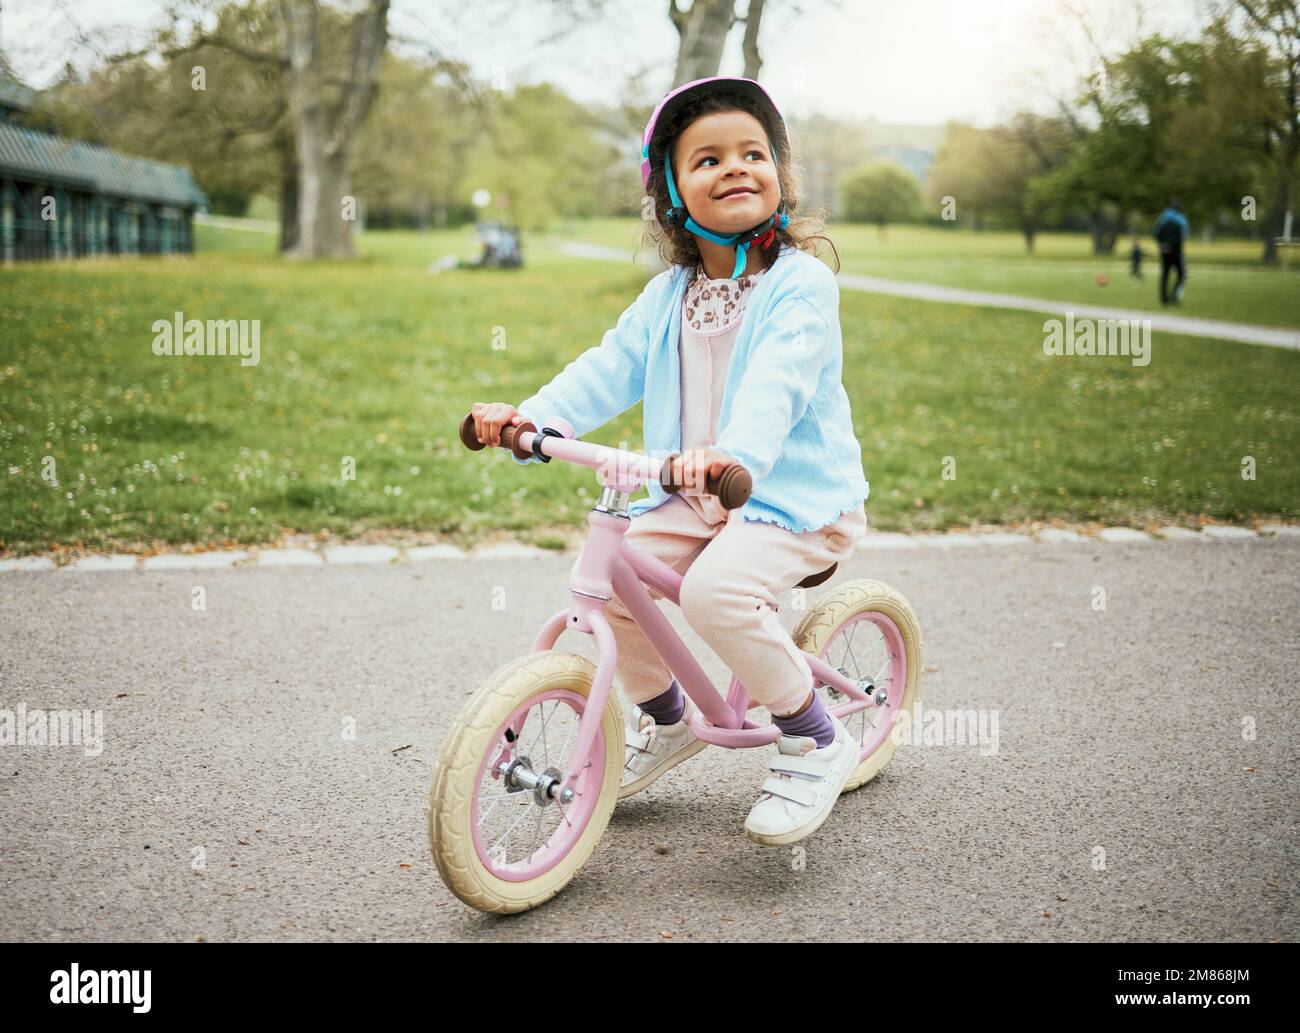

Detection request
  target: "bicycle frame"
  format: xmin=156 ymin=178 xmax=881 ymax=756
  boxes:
xmin=509 ymin=422 xmax=881 ymax=799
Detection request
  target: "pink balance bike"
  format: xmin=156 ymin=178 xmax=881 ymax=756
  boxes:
xmin=428 ymin=413 xmax=924 ymax=914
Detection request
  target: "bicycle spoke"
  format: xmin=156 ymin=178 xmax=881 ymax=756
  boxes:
xmin=558 ymin=712 xmax=577 ymax=757
xmin=491 ymin=796 xmax=537 ymax=860
xmin=477 ymin=789 xmax=514 ymax=826
xmin=540 ymin=701 xmax=551 ymax=767
xmin=519 ymin=699 xmax=562 ymax=763
xmin=528 ymin=804 xmax=544 ymax=859
xmin=837 ymin=621 xmax=860 ymax=674
xmin=823 ymin=616 xmax=900 ymax=757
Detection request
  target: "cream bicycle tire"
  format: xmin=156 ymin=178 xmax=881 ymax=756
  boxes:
xmin=790 ymin=578 xmax=923 ymax=792
xmin=428 ymin=650 xmax=624 ymax=914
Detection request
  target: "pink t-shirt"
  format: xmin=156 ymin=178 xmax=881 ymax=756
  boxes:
xmin=678 ymin=266 xmax=765 ymax=525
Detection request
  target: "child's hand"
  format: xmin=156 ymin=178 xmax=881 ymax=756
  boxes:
xmin=470 ymin=401 xmax=524 ymax=448
xmin=670 ymin=447 xmax=734 ymax=494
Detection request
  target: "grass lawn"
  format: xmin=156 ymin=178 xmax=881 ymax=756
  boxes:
xmin=561 ymin=218 xmax=1300 ymax=329
xmin=1 ymin=217 xmax=1296 ymax=555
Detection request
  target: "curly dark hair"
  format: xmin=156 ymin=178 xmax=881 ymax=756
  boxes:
xmin=638 ymin=86 xmax=839 ymax=275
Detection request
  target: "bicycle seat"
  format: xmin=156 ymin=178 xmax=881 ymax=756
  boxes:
xmin=795 ymin=562 xmax=837 ymax=589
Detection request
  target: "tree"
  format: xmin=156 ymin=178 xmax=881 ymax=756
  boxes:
xmin=1160 ymin=19 xmax=1276 ymax=241
xmin=283 ymin=0 xmax=390 ymax=258
xmin=26 ymin=3 xmax=290 ymax=229
xmin=925 ymin=117 xmax=1073 ymax=251
xmin=670 ymin=0 xmax=741 ymax=85
xmin=1231 ymin=0 xmax=1300 ymax=262
xmin=740 ymin=0 xmax=767 ymax=79
xmin=454 ymin=83 xmax=624 ymax=231
xmin=350 ymin=54 xmax=477 ymax=227
xmin=924 ymin=122 xmax=1003 ymax=230
xmin=995 ymin=115 xmax=1075 ymax=252
xmin=669 ymin=0 xmax=823 ymax=85
xmin=840 ymin=161 xmax=920 ymax=232
xmin=31 ymin=0 xmax=390 ymax=257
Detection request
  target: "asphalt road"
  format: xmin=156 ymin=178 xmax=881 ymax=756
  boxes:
xmin=1 ymin=536 xmax=1296 ymax=942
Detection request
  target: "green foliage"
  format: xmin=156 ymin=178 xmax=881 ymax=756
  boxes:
xmin=927 ymin=117 xmax=1072 ymax=249
xmin=924 ymin=123 xmax=1002 ymax=226
xmin=24 ymin=0 xmax=630 ymax=235
xmin=928 ymin=14 xmax=1298 ymax=256
xmin=840 ymin=161 xmax=921 ymax=228
xmin=351 ymin=54 xmax=480 ymax=226
xmin=25 ymin=0 xmax=287 ymax=211
xmin=453 ymin=82 xmax=626 ymax=230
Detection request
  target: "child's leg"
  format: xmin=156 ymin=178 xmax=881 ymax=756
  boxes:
xmin=677 ymin=504 xmax=866 ymax=746
xmin=579 ymin=493 xmax=716 ymax=717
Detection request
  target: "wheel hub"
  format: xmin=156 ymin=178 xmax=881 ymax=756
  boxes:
xmin=829 ymin=669 xmax=886 ymax=707
xmin=497 ymin=755 xmax=564 ymax=806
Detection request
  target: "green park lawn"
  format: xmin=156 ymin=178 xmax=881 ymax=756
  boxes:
xmin=0 ymin=217 xmax=1296 ymax=555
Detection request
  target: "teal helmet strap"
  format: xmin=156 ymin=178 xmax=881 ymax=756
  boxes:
xmin=660 ymin=150 xmax=790 ymax=278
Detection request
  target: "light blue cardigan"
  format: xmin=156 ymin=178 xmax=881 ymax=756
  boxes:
xmin=512 ymin=245 xmax=870 ymax=533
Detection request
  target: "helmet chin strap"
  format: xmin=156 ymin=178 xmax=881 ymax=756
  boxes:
xmin=661 ymin=151 xmax=790 ymax=279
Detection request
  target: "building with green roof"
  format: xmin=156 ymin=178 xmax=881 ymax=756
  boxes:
xmin=0 ymin=76 xmax=208 ymax=262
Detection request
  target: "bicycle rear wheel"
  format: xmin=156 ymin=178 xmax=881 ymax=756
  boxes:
xmin=791 ymin=578 xmax=923 ymax=791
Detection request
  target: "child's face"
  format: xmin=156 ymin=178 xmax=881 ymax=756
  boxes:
xmin=670 ymin=110 xmax=779 ymax=232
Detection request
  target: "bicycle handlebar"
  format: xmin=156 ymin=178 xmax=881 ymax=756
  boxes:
xmin=458 ymin=411 xmax=753 ymax=511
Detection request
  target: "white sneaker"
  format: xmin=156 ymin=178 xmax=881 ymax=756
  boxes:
xmin=619 ymin=697 xmax=708 ymax=800
xmin=743 ymin=713 xmax=859 ymax=846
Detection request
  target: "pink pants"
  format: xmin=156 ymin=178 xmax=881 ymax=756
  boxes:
xmin=575 ymin=491 xmax=867 ymax=717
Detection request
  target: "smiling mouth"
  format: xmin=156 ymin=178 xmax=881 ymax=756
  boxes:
xmin=715 ymin=188 xmax=758 ymax=200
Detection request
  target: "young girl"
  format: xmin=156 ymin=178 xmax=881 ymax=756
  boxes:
xmin=470 ymin=77 xmax=869 ymax=846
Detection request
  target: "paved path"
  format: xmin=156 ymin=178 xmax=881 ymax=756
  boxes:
xmin=4 ymin=523 xmax=1293 ymax=574
xmin=552 ymin=240 xmax=1300 ymax=350
xmin=2 ymin=535 xmax=1296 ymax=941
xmin=194 ymin=214 xmax=278 ymax=234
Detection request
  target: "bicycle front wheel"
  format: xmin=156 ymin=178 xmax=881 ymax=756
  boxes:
xmin=428 ymin=650 xmax=624 ymax=914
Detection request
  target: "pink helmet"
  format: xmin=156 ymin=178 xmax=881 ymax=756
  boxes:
xmin=640 ymin=76 xmax=790 ymax=191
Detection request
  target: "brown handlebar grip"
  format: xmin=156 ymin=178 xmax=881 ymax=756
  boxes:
xmin=658 ymin=452 xmax=752 ymax=510
xmin=459 ymin=412 xmax=486 ymax=450
xmin=707 ymin=464 xmax=753 ymax=510
xmin=659 ymin=451 xmax=682 ymax=494
xmin=499 ymin=420 xmax=537 ymax=462
xmin=459 ymin=411 xmax=536 ymax=461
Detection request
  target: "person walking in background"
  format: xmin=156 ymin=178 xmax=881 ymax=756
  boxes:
xmin=1129 ymin=236 xmax=1144 ymax=279
xmin=1154 ymin=200 xmax=1189 ymax=304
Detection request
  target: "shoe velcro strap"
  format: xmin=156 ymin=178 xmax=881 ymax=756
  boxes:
xmin=768 ymin=754 xmax=831 ymax=779
xmin=625 ymin=728 xmax=653 ymax=752
xmin=760 ymin=776 xmax=820 ymax=808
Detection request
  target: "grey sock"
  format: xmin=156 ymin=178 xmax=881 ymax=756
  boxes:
xmin=772 ymin=691 xmax=835 ymax=749
xmin=638 ymin=678 xmax=685 ymax=725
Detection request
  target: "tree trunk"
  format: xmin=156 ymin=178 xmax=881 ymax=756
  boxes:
xmin=1089 ymin=205 xmax=1117 ymax=255
xmin=670 ymin=0 xmax=736 ymax=86
xmin=277 ymin=131 xmax=300 ymax=253
xmin=1262 ymin=148 xmax=1295 ymax=264
xmin=296 ymin=129 xmax=354 ymax=258
xmin=740 ymin=0 xmax=766 ymax=80
xmin=283 ymin=0 xmax=389 ymax=259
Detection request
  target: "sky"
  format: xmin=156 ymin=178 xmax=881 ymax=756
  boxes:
xmin=2 ymin=0 xmax=1214 ymax=127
